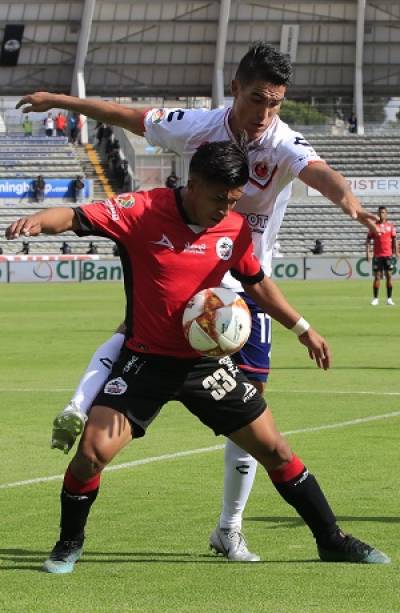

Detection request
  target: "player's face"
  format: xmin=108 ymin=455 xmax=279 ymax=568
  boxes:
xmin=230 ymin=79 xmax=286 ymax=141
xmin=378 ymin=208 xmax=387 ymax=222
xmin=185 ymin=180 xmax=244 ymax=228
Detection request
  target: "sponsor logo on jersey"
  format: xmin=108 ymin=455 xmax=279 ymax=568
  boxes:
xmin=244 ymin=213 xmax=269 ymax=235
xmin=151 ymin=109 xmax=166 ymax=124
xmin=116 ymin=194 xmax=135 ymax=208
xmin=216 ymin=237 xmax=233 ymax=260
xmin=184 ymin=242 xmax=206 ymax=255
xmin=104 ymin=377 xmax=127 ymax=395
xmin=242 ymin=382 xmax=257 ymax=403
xmin=105 ymin=201 xmax=120 ymax=221
xmin=151 ymin=234 xmax=175 ymax=250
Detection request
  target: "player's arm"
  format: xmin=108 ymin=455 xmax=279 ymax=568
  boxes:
xmin=243 ymin=275 xmax=331 ymax=370
xmin=16 ymin=92 xmax=146 ymax=136
xmin=299 ymin=163 xmax=378 ymax=234
xmin=5 ymin=207 xmax=78 ymax=239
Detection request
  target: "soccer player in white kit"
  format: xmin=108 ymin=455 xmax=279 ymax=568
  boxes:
xmin=18 ymin=43 xmax=379 ymax=562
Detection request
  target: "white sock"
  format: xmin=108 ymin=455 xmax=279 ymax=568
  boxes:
xmin=219 ymin=438 xmax=258 ymax=530
xmin=69 ymin=332 xmax=125 ymax=415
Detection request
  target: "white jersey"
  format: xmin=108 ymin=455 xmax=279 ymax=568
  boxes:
xmin=144 ymin=107 xmax=322 ymax=289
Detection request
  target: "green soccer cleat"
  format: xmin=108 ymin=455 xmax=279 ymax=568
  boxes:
xmin=209 ymin=526 xmax=260 ymax=562
xmin=51 ymin=402 xmax=87 ymax=454
xmin=42 ymin=539 xmax=84 ymax=574
xmin=317 ymin=530 xmax=391 ymax=564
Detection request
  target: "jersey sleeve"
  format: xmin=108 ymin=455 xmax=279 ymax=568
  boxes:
xmin=144 ymin=107 xmax=208 ymax=154
xmin=277 ymin=131 xmax=323 ymax=178
xmin=73 ymin=192 xmax=142 ymax=243
xmin=230 ymin=223 xmax=265 ymax=285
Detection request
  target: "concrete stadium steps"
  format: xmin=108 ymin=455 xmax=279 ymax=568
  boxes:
xmin=76 ymin=145 xmax=114 ymax=200
xmin=308 ymin=135 xmax=400 ymax=176
xmin=0 ymin=135 xmax=84 ymax=178
xmin=279 ymin=202 xmax=400 ymax=255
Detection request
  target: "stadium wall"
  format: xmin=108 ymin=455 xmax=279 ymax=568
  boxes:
xmin=1 ymin=255 xmax=399 ymax=283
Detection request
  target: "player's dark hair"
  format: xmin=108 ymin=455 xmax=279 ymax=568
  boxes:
xmin=235 ymin=42 xmax=293 ymax=86
xmin=189 ymin=137 xmax=249 ymax=187
xmin=378 ymin=206 xmax=387 ymax=212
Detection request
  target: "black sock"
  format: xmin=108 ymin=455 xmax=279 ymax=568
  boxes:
xmin=59 ymin=486 xmax=99 ymax=542
xmin=373 ymin=287 xmax=379 ymax=298
xmin=387 ymin=286 xmax=393 ymax=298
xmin=272 ymin=469 xmax=338 ymax=542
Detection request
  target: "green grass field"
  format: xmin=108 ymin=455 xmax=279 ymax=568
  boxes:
xmin=0 ymin=281 xmax=399 ymax=613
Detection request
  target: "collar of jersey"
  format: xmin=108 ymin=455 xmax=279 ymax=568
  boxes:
xmin=225 ymin=109 xmax=278 ymax=148
xmin=174 ymin=187 xmax=205 ymax=234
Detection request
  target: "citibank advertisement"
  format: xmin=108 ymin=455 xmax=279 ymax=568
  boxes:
xmin=7 ymin=259 xmax=123 ymax=283
xmin=1 ymin=256 xmax=399 ymax=283
xmin=0 ymin=178 xmax=92 ymax=199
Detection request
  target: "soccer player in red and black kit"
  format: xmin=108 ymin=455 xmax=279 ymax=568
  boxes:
xmin=6 ymin=141 xmax=389 ymax=573
xmin=366 ymin=206 xmax=398 ymax=306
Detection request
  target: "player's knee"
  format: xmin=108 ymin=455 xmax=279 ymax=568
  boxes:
xmin=76 ymin=437 xmax=113 ymax=474
xmin=256 ymin=434 xmax=292 ymax=470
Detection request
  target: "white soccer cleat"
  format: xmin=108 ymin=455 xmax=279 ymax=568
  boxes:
xmin=386 ymin=298 xmax=395 ymax=306
xmin=209 ymin=526 xmax=260 ymax=562
xmin=51 ymin=402 xmax=87 ymax=454
xmin=370 ymin=298 xmax=379 ymax=306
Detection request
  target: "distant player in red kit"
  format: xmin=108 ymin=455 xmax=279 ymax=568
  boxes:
xmin=366 ymin=206 xmax=398 ymax=306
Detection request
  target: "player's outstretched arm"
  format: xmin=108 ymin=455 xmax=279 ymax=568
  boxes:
xmin=16 ymin=92 xmax=146 ymax=136
xmin=5 ymin=207 xmax=76 ymax=239
xmin=243 ymin=275 xmax=331 ymax=370
xmin=299 ymin=163 xmax=379 ymax=234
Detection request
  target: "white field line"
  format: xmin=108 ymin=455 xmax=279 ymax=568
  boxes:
xmin=0 ymin=388 xmax=399 ymax=396
xmin=1 ymin=410 xmax=399 ymax=491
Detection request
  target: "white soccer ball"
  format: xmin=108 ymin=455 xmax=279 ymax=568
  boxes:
xmin=182 ymin=287 xmax=251 ymax=357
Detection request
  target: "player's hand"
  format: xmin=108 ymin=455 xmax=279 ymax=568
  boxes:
xmin=298 ymin=328 xmax=331 ymax=370
xmin=16 ymin=92 xmax=57 ymax=113
xmin=5 ymin=217 xmax=42 ymax=239
xmin=351 ymin=208 xmax=380 ymax=234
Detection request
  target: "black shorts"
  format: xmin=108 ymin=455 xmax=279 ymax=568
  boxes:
xmin=93 ymin=347 xmax=267 ymax=438
xmin=373 ymin=256 xmax=394 ymax=274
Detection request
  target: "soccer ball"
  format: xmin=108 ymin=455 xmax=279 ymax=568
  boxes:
xmin=182 ymin=287 xmax=251 ymax=357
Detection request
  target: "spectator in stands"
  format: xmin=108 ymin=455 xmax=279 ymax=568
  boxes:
xmin=18 ymin=241 xmax=30 ymax=255
xmin=348 ymin=113 xmax=357 ymax=134
xmin=95 ymin=122 xmax=105 ymax=146
xmin=112 ymin=243 xmax=119 ymax=257
xmin=55 ymin=112 xmax=67 ymax=137
xmin=86 ymin=241 xmax=98 ymax=255
xmin=22 ymin=115 xmax=32 ymax=137
xmin=71 ymin=175 xmax=85 ymax=203
xmin=68 ymin=113 xmax=80 ymax=144
xmin=165 ymin=171 xmax=179 ymax=189
xmin=60 ymin=241 xmax=72 ymax=255
xmin=0 ymin=246 xmax=3 ymax=255
xmin=118 ymin=160 xmax=133 ymax=192
xmin=32 ymin=175 xmax=46 ymax=203
xmin=44 ymin=112 xmax=54 ymax=137
xmin=311 ymin=239 xmax=324 ymax=255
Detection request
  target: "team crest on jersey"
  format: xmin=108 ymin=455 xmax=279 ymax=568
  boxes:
xmin=116 ymin=194 xmax=135 ymax=208
xmin=104 ymin=377 xmax=127 ymax=395
xmin=216 ymin=237 xmax=233 ymax=260
xmin=151 ymin=109 xmax=166 ymax=124
xmin=250 ymin=160 xmax=277 ymax=189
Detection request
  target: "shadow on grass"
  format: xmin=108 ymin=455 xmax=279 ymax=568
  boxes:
xmin=0 ymin=548 xmax=318 ymax=570
xmin=245 ymin=516 xmax=400 ymax=526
